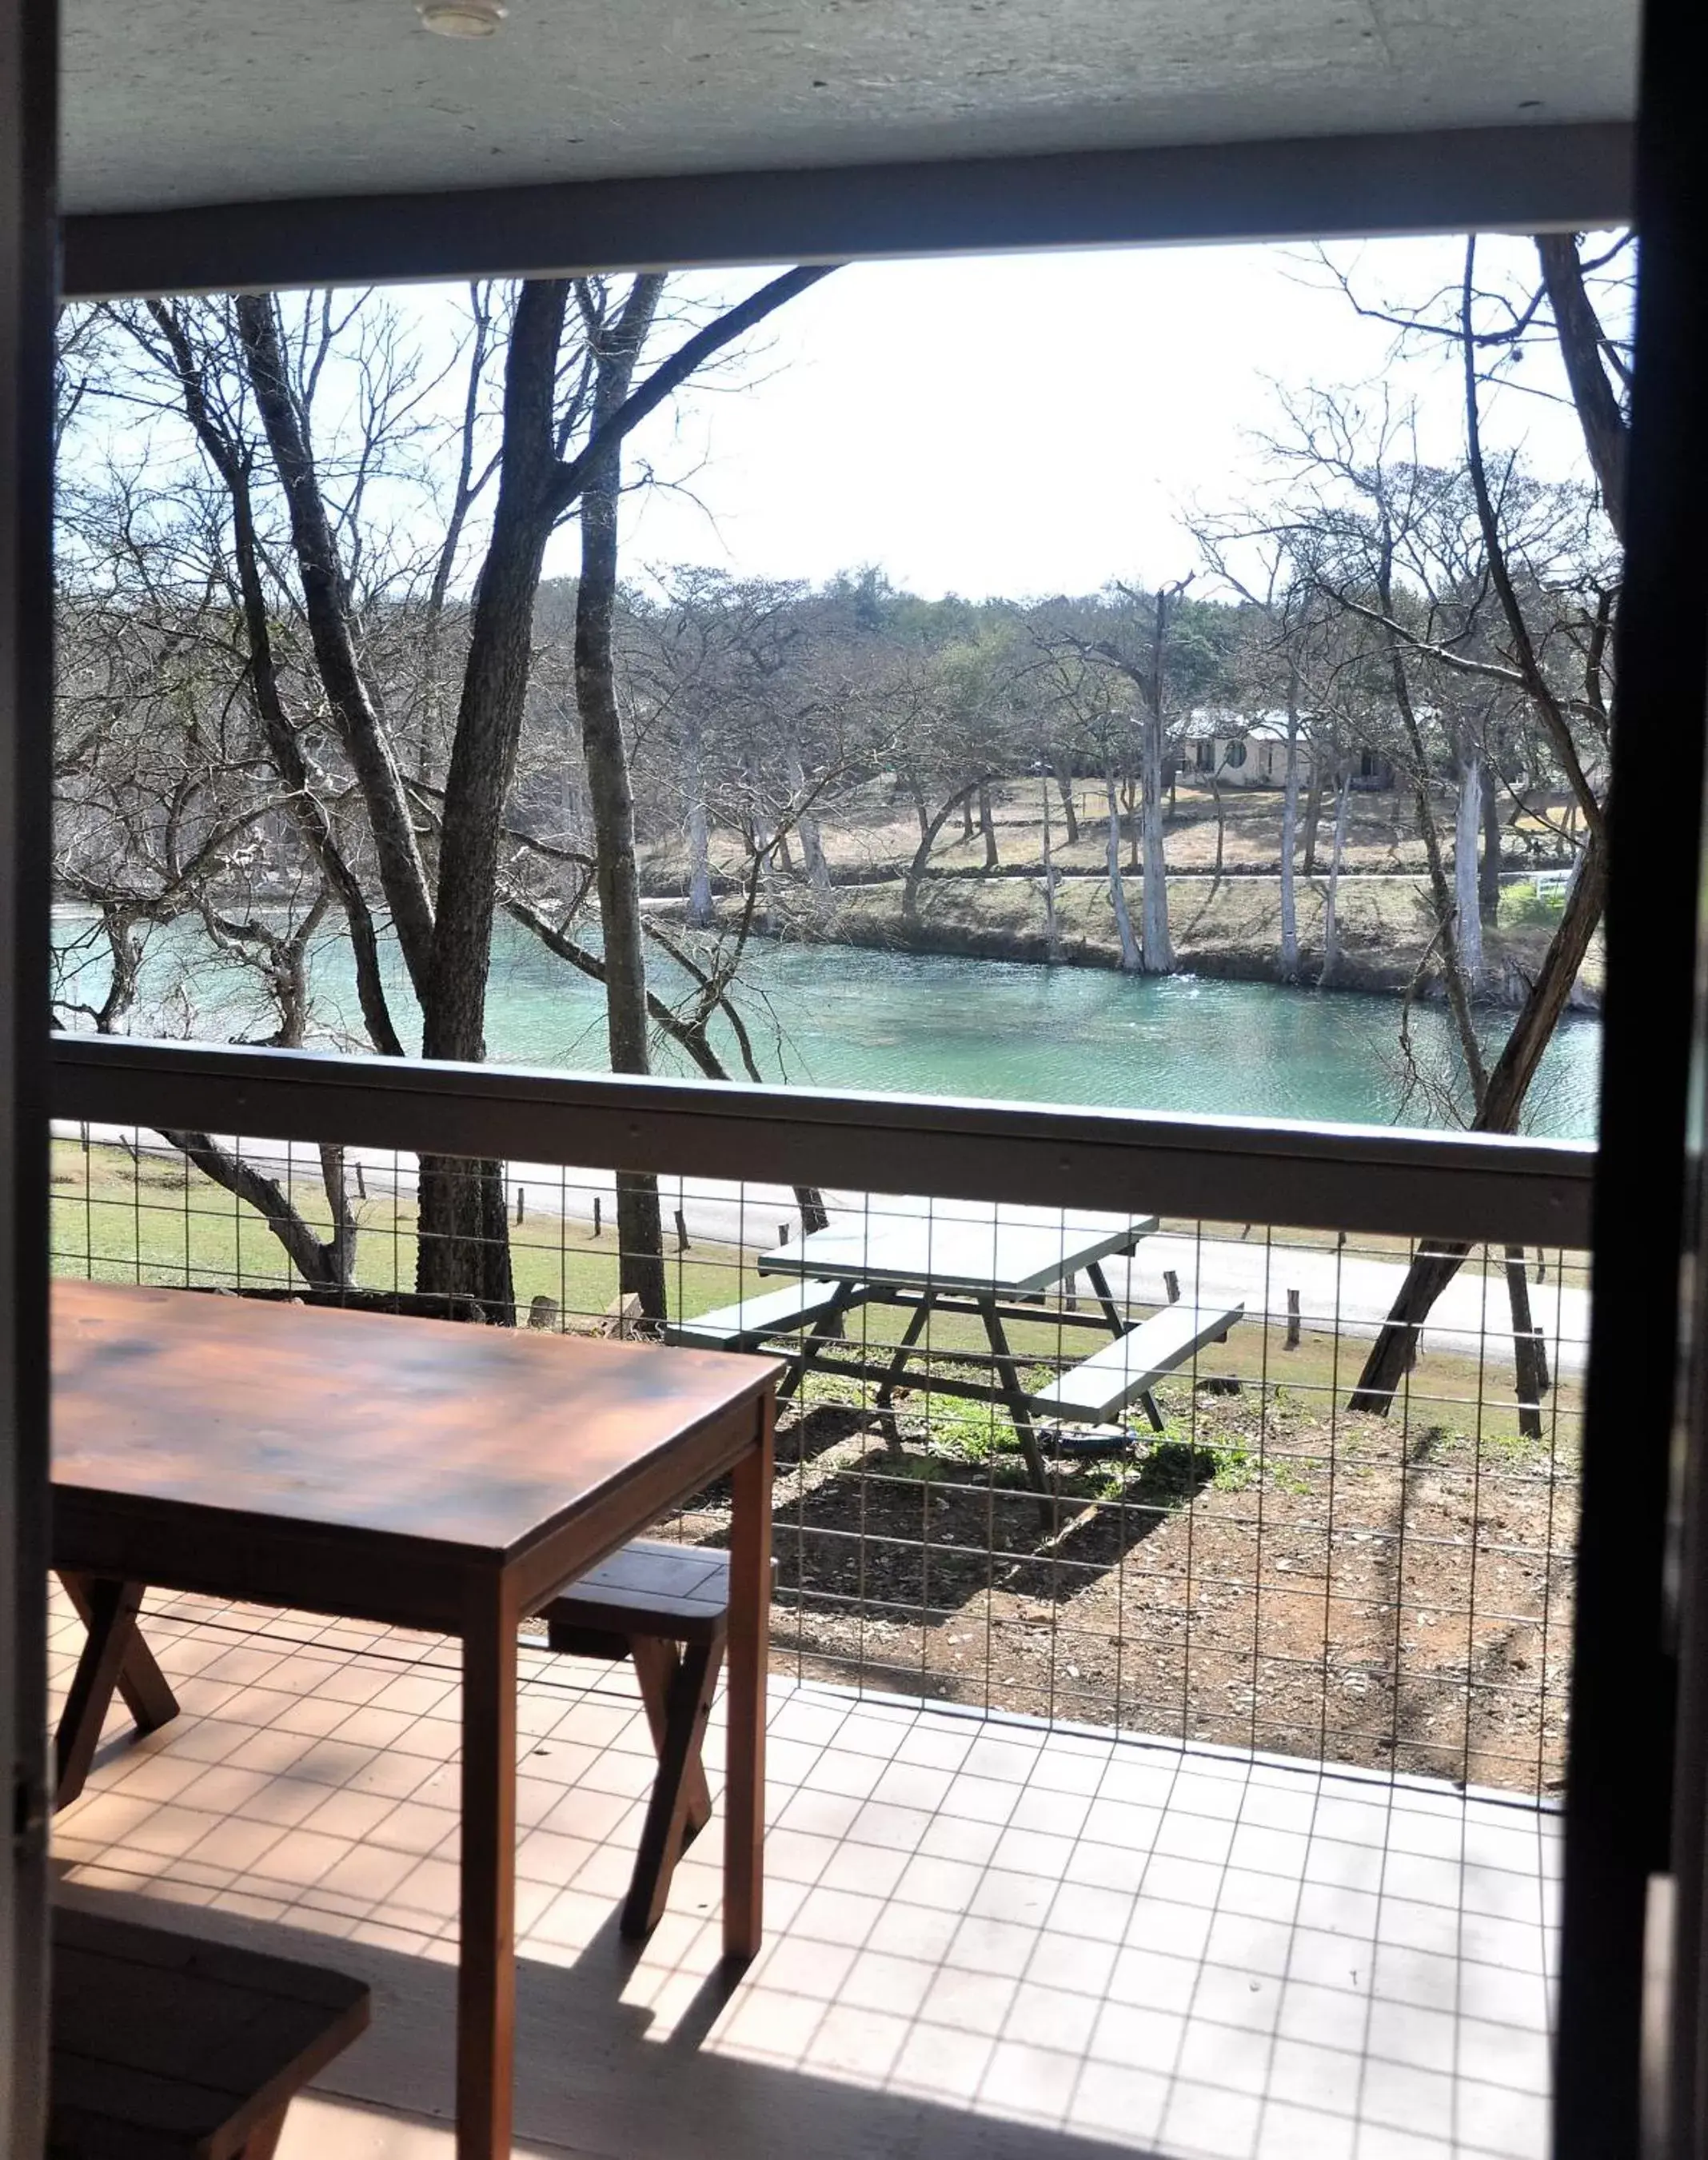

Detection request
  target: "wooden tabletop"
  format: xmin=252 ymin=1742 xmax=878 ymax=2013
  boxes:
xmin=759 ymin=1205 xmax=1158 ymax=1295
xmin=52 ymin=1279 xmax=779 ymax=1569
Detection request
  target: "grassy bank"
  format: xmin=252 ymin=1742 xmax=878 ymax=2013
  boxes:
xmin=720 ymin=868 xmax=1602 ymax=1007
xmin=647 ymin=775 xmax=1600 ymax=1006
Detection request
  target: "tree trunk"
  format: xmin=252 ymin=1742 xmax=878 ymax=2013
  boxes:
xmin=1302 ymin=755 xmax=1326 ymax=876
xmin=1319 ymin=768 xmax=1351 ymax=986
xmin=162 ymin=1130 xmax=357 ymax=1290
xmin=908 ymin=769 xmax=931 ymax=844
xmin=1104 ymin=766 xmax=1141 ymax=971
xmin=1386 ymin=604 xmax=1483 ymax=1104
xmin=574 ymin=292 xmax=668 ymax=1322
xmin=979 ymin=781 xmax=1000 ymax=870
xmin=1480 ymin=766 xmax=1502 ymax=926
xmin=1279 ymin=701 xmax=1301 ymax=982
xmin=1349 ymin=829 xmax=1606 ymax=1412
xmin=902 ymin=781 xmax=982 ymax=927
xmin=1208 ymin=768 xmax=1227 ymax=892
xmin=1455 ymin=755 xmax=1483 ymax=988
xmin=1534 ymin=234 xmax=1628 ymax=545
xmin=1138 ymin=585 xmax=1175 ymax=971
xmin=684 ymin=713 xmax=715 ymax=927
xmin=1139 ymin=700 xmax=1173 ymax=972
xmin=1040 ymin=770 xmax=1059 ymax=964
xmin=233 ymin=296 xmax=439 ymax=998
xmin=789 ymin=737 xmax=832 ymax=902
xmin=1053 ymin=761 xmax=1080 ymax=846
xmin=414 ymin=281 xmax=586 ymax=1317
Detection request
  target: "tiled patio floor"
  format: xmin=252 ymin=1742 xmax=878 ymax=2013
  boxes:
xmin=49 ymin=1587 xmax=1559 ymax=2160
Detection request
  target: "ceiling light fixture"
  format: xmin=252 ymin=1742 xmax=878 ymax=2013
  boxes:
xmin=418 ymin=0 xmax=505 ymax=37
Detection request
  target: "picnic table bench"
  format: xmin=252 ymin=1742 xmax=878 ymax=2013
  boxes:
xmin=1030 ymin=1300 xmax=1244 ymax=1432
xmin=664 ymin=1279 xmax=852 ymax=1392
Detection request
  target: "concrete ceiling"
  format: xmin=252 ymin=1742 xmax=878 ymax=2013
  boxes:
xmin=62 ymin=0 xmax=1638 ymax=219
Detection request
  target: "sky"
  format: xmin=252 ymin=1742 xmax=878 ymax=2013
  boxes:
xmin=534 ymin=233 xmax=1614 ymax=603
xmin=71 ymin=231 xmax=1616 ymax=607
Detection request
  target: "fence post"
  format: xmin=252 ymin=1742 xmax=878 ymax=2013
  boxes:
xmin=593 ymin=1196 xmax=601 ymax=1239
xmin=1286 ymin=1289 xmax=1301 ymax=1350
xmin=515 ymin=1185 xmax=525 ymax=1226
xmin=675 ymin=1208 xmax=690 ymax=1253
xmin=1163 ymin=1270 xmax=1180 ymax=1304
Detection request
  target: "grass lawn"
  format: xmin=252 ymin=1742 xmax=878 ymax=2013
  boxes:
xmin=52 ymin=1138 xmax=1580 ymax=1459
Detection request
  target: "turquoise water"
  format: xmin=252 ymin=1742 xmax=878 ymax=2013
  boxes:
xmin=53 ymin=913 xmax=1601 ymax=1137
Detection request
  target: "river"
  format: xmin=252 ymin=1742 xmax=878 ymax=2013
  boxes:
xmin=54 ymin=912 xmax=1600 ymax=1136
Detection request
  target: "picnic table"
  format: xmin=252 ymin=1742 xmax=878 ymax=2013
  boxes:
xmin=50 ymin=1279 xmax=779 ymax=2160
xmin=669 ymin=1204 xmax=1239 ymax=1499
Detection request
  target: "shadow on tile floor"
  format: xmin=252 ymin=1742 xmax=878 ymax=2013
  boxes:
xmin=56 ymin=1877 xmax=1177 ymax=2160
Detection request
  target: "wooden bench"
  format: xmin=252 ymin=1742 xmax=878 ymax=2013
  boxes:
xmin=1030 ymin=1302 xmax=1244 ymax=1433
xmin=539 ymin=1539 xmax=737 ymax=1941
xmin=663 ymin=1279 xmax=850 ymax=1399
xmin=50 ymin=1905 xmax=369 ymax=2158
xmin=663 ymin=1279 xmax=846 ymax=1351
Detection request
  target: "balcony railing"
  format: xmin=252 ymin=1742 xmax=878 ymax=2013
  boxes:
xmin=48 ymin=1032 xmax=1594 ymax=1801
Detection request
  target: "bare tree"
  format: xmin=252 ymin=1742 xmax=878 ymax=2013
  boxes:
xmin=90 ymin=268 xmax=833 ymax=1315
xmin=1339 ymin=232 xmax=1626 ymax=1416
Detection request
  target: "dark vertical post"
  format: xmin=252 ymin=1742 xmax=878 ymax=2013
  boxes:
xmin=723 ymin=1389 xmax=773 ymax=1962
xmin=0 ymin=0 xmax=56 ymax=2138
xmin=1556 ymin=2 xmax=1708 ymax=2151
xmin=457 ymin=1583 xmax=518 ymax=2160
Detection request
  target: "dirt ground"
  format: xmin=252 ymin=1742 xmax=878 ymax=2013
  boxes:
xmin=679 ymin=1360 xmax=1578 ymax=1799
xmin=641 ymin=773 xmax=1582 ymax=886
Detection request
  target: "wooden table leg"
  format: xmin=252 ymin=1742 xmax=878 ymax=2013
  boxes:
xmin=629 ymin=1635 xmax=713 ymax=1838
xmin=874 ymin=1291 xmax=935 ymax=1413
xmin=58 ymin=1571 xmax=179 ymax=1741
xmin=1084 ymin=1260 xmax=1127 ymax=1339
xmin=777 ymin=1284 xmax=859 ymax=1403
xmin=723 ymin=1389 xmax=773 ymax=1962
xmin=976 ymin=1297 xmax=1056 ymax=1531
xmin=55 ymin=1576 xmax=153 ymax=1809
xmin=622 ymin=1629 xmax=724 ymax=1941
xmin=457 ymin=1587 xmax=517 ymax=2160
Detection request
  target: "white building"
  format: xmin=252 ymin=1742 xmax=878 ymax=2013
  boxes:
xmin=1179 ymin=710 xmax=1395 ymax=790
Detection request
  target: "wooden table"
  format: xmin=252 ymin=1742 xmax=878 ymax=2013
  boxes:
xmin=50 ymin=1279 xmax=780 ymax=2160
xmin=760 ymin=1205 xmax=1156 ymax=1489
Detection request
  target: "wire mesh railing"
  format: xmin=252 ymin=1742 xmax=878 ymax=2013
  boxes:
xmin=50 ymin=1116 xmax=1586 ymax=1798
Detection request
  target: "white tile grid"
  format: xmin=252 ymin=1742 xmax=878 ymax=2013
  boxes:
xmin=50 ymin=1591 xmax=1560 ymax=2160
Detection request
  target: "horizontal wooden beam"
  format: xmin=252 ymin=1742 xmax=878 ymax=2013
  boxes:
xmin=62 ymin=121 xmax=1634 ymax=300
xmin=48 ymin=1033 xmax=1596 ymax=1248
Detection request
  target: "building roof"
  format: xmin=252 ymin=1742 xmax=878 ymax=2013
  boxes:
xmin=1183 ymin=709 xmax=1307 ymax=743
